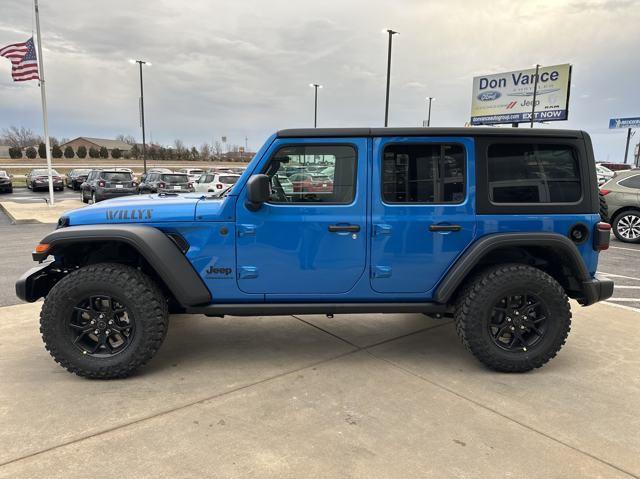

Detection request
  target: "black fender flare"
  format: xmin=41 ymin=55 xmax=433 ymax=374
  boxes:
xmin=34 ymin=225 xmax=211 ymax=307
xmin=433 ymin=232 xmax=591 ymax=304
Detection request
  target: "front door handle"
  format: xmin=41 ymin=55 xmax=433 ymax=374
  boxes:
xmin=429 ymin=224 xmax=462 ymax=232
xmin=328 ymin=224 xmax=361 ymax=233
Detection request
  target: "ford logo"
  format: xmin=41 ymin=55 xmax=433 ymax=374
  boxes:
xmin=477 ymin=91 xmax=501 ymax=101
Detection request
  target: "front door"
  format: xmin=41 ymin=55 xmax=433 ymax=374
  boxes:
xmin=370 ymin=137 xmax=476 ymax=294
xmin=236 ymin=138 xmax=368 ymax=295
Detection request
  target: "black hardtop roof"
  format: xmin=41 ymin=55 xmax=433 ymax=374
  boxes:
xmin=277 ymin=127 xmax=585 ymax=139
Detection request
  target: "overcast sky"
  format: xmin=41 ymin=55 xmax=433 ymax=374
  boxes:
xmin=1 ymin=0 xmax=639 ymax=161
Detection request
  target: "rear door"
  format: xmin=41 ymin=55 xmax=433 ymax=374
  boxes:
xmin=370 ymin=137 xmax=476 ymax=293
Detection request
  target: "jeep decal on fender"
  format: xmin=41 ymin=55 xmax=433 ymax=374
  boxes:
xmin=106 ymin=209 xmax=153 ymax=221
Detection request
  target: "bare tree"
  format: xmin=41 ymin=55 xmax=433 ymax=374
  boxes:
xmin=213 ymin=140 xmax=222 ymax=157
xmin=199 ymin=143 xmax=211 ymax=161
xmin=1 ymin=126 xmax=40 ymax=148
xmin=116 ymin=134 xmax=137 ymax=145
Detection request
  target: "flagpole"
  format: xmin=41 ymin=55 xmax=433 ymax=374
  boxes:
xmin=33 ymin=0 xmax=54 ymax=206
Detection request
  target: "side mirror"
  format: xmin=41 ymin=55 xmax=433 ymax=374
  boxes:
xmin=245 ymin=174 xmax=270 ymax=211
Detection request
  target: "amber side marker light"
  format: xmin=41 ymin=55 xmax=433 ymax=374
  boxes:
xmin=34 ymin=243 xmax=50 ymax=254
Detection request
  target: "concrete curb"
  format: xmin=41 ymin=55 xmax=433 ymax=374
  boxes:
xmin=0 ymin=202 xmax=47 ymax=224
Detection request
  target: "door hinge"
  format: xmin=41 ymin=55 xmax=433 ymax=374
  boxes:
xmin=373 ymin=224 xmax=392 ymax=236
xmin=238 ymin=224 xmax=256 ymax=237
xmin=238 ymin=266 xmax=258 ymax=279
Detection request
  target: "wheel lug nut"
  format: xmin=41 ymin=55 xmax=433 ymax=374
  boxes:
xmin=510 ymin=326 xmax=515 ymax=331
xmin=94 ymin=329 xmax=99 ymax=334
xmin=520 ymin=325 xmax=525 ymax=329
xmin=91 ymin=320 xmax=96 ymax=324
xmin=108 ymin=320 xmax=113 ymax=325
xmin=507 ymin=317 xmax=511 ymax=322
xmin=106 ymin=329 xmax=111 ymax=334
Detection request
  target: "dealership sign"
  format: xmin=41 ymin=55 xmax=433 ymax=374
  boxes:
xmin=470 ymin=64 xmax=572 ymax=125
xmin=609 ymin=117 xmax=640 ymax=129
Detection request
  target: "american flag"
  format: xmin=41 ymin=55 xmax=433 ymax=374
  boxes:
xmin=0 ymin=37 xmax=40 ymax=82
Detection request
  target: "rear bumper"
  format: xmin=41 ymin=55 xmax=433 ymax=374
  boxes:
xmin=580 ymin=275 xmax=614 ymax=306
xmin=16 ymin=262 xmax=64 ymax=303
xmin=96 ymin=188 xmax=137 ymax=198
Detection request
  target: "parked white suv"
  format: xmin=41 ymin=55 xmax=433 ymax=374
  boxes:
xmin=194 ymin=172 xmax=241 ymax=193
xmin=178 ymin=168 xmax=204 ymax=183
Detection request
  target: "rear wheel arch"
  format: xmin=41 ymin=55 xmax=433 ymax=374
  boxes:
xmin=435 ymin=233 xmax=590 ymax=305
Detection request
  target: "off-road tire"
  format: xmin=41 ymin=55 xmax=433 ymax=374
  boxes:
xmin=40 ymin=263 xmax=169 ymax=379
xmin=612 ymin=209 xmax=640 ymax=244
xmin=81 ymin=189 xmax=88 ymax=203
xmin=455 ymin=263 xmax=571 ymax=372
xmin=599 ymin=191 xmax=609 ymax=223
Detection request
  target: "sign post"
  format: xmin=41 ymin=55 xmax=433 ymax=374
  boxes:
xmin=609 ymin=117 xmax=640 ymax=164
xmin=470 ymin=64 xmax=572 ymax=126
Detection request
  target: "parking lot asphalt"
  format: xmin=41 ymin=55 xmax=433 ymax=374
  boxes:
xmin=0 ymin=211 xmax=638 ymax=477
xmin=0 ymin=187 xmax=79 ymax=203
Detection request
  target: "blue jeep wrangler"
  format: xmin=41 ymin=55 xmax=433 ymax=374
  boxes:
xmin=16 ymin=128 xmax=613 ymax=378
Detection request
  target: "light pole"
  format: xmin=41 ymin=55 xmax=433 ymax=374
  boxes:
xmin=309 ymin=83 xmax=322 ymax=128
xmin=426 ymin=96 xmax=434 ymax=127
xmin=530 ymin=64 xmax=540 ymax=128
xmin=383 ymin=29 xmax=398 ymax=127
xmin=130 ymin=59 xmax=151 ymax=173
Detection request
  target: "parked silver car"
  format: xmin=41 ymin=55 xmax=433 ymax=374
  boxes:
xmin=601 ymin=169 xmax=640 ymax=243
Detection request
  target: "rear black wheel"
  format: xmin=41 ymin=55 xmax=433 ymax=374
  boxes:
xmin=612 ymin=209 xmax=640 ymax=243
xmin=455 ymin=264 xmax=571 ymax=372
xmin=40 ymin=263 xmax=169 ymax=379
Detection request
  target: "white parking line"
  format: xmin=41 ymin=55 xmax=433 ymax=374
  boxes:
xmin=599 ymin=272 xmax=640 ymax=282
xmin=612 ymin=285 xmax=640 ymax=289
xmin=602 ymin=298 xmax=639 ymax=302
xmin=603 ymin=301 xmax=640 ymax=313
xmin=610 ymin=246 xmax=640 ymax=253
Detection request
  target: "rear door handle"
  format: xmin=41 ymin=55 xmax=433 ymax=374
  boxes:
xmin=328 ymin=224 xmax=361 ymax=233
xmin=429 ymin=224 xmax=462 ymax=232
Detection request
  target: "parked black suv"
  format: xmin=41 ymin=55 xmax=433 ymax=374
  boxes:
xmin=66 ymin=169 xmax=92 ymax=190
xmin=138 ymin=172 xmax=194 ymax=194
xmin=80 ymin=169 xmax=138 ymax=203
xmin=0 ymin=170 xmax=13 ymax=193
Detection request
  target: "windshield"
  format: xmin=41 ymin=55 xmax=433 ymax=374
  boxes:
xmin=161 ymin=174 xmax=189 ymax=184
xmin=102 ymin=172 xmax=132 ymax=181
xmin=33 ymin=169 xmax=60 ymax=176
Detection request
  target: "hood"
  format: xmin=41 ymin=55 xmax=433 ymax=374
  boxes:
xmin=65 ymin=193 xmax=227 ymax=225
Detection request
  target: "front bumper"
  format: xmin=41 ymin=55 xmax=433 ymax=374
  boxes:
xmin=580 ymin=275 xmax=614 ymax=306
xmin=15 ymin=262 xmax=65 ymax=302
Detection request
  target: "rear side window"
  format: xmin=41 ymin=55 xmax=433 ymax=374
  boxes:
xmin=218 ymin=175 xmax=239 ymax=184
xmin=382 ymin=143 xmax=465 ymax=203
xmin=618 ymin=174 xmax=640 ymax=189
xmin=488 ymin=144 xmax=581 ymax=203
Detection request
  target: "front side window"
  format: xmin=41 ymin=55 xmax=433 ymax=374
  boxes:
xmin=264 ymin=144 xmax=357 ymax=204
xmin=382 ymin=143 xmax=465 ymax=203
xmin=488 ymin=144 xmax=581 ymax=203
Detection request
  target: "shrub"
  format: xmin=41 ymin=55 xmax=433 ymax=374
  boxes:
xmin=52 ymin=145 xmax=63 ymax=158
xmin=111 ymin=147 xmax=122 ymax=159
xmin=77 ymin=145 xmax=87 ymax=158
xmin=88 ymin=147 xmax=100 ymax=158
xmin=99 ymin=146 xmax=109 ymax=158
xmin=130 ymin=144 xmax=140 ymax=159
xmin=26 ymin=146 xmax=37 ymax=159
xmin=64 ymin=146 xmax=74 ymax=158
xmin=9 ymin=146 xmax=22 ymax=159
xmin=38 ymin=142 xmax=46 ymax=158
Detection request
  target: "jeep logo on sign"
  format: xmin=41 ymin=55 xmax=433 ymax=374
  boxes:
xmin=477 ymin=91 xmax=501 ymax=101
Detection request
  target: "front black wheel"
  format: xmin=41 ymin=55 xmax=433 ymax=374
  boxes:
xmin=455 ymin=264 xmax=571 ymax=372
xmin=40 ymin=263 xmax=169 ymax=379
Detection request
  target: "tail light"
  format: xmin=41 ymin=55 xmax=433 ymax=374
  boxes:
xmin=216 ymin=184 xmax=223 ymax=189
xmin=599 ymin=189 xmax=611 ymax=196
xmin=159 ymin=182 xmax=166 ymax=188
xmin=594 ymin=222 xmax=611 ymax=251
xmin=187 ymin=182 xmax=193 ymax=189
xmin=98 ymin=180 xmax=106 ymax=187
xmin=132 ymin=181 xmax=138 ymax=187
